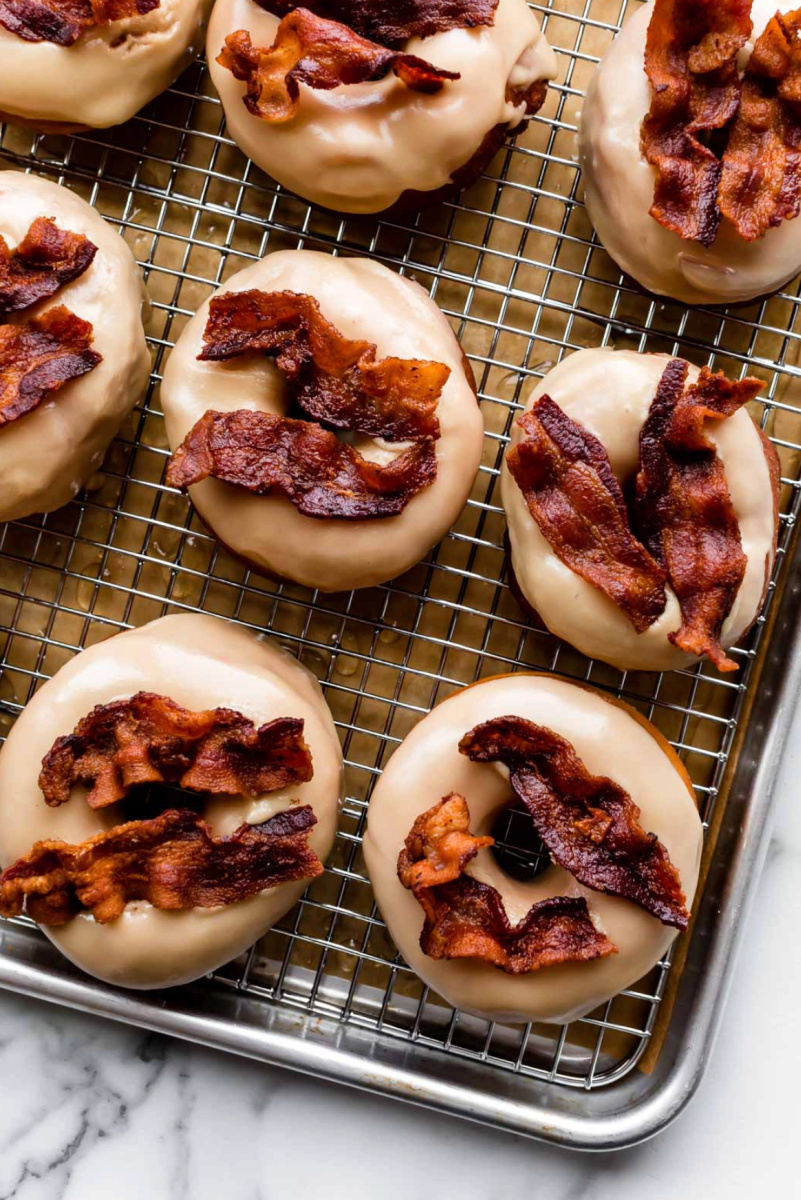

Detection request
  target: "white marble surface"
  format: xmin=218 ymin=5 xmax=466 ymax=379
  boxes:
xmin=0 ymin=724 xmax=798 ymax=1198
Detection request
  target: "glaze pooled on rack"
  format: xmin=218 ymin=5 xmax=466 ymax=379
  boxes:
xmin=207 ymin=0 xmax=556 ymax=213
xmin=0 ymin=614 xmax=343 ymax=989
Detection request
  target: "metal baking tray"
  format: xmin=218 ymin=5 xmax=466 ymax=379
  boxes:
xmin=0 ymin=0 xmax=799 ymax=1151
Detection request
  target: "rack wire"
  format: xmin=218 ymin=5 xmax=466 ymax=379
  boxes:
xmin=1 ymin=0 xmax=800 ymax=1095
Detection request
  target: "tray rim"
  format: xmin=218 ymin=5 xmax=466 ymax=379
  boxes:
xmin=0 ymin=517 xmax=797 ymax=1152
xmin=1 ymin=0 xmax=800 ymax=1140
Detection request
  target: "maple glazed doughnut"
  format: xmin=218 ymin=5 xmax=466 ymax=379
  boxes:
xmin=0 ymin=0 xmax=212 ymax=132
xmin=207 ymin=0 xmax=557 ymax=214
xmin=0 ymin=614 xmax=343 ymax=989
xmin=501 ymin=349 xmax=780 ymax=674
xmin=578 ymin=0 xmax=801 ymax=305
xmin=363 ymin=673 xmax=702 ymax=1024
xmin=0 ymin=171 xmax=150 ymax=523
xmin=161 ymin=249 xmax=485 ymax=591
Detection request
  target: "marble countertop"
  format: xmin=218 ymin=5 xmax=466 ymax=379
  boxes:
xmin=0 ymin=726 xmax=797 ymax=1199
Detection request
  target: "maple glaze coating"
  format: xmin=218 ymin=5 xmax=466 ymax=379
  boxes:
xmin=208 ymin=0 xmax=556 ymax=213
xmin=161 ymin=249 xmax=485 ymax=591
xmin=501 ymin=349 xmax=778 ymax=673
xmin=0 ymin=172 xmax=150 ymax=522
xmin=0 ymin=0 xmax=212 ymax=130
xmin=579 ymin=0 xmax=801 ymax=304
xmin=363 ymin=673 xmax=702 ymax=1024
xmin=0 ymin=614 xmax=343 ymax=989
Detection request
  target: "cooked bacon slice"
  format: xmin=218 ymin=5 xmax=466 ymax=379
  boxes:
xmin=0 ymin=0 xmax=158 ymax=46
xmin=257 ymin=0 xmax=499 ymax=49
xmin=39 ymin=692 xmax=313 ymax=809
xmin=0 ymin=805 xmax=322 ymax=926
xmin=397 ymin=794 xmax=615 ymax=972
xmin=506 ymin=397 xmax=668 ymax=633
xmin=166 ymin=409 xmax=437 ymax=520
xmin=0 ymin=218 xmax=97 ymax=317
xmin=0 ymin=305 xmax=101 ymax=429
xmin=507 ymin=361 xmax=762 ymax=671
xmin=718 ymin=10 xmax=801 ymax=241
xmin=460 ymin=717 xmax=690 ymax=929
xmin=635 ymin=359 xmax=760 ymax=672
xmin=199 ymin=290 xmax=447 ymax=442
xmin=642 ymin=0 xmax=753 ymax=246
xmin=217 ymin=10 xmax=459 ymax=125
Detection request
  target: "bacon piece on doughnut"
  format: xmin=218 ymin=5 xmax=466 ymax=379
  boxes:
xmin=0 ymin=0 xmax=158 ymax=46
xmin=718 ymin=10 xmax=801 ymax=241
xmin=0 ymin=218 xmax=97 ymax=317
xmin=0 ymin=305 xmax=101 ymax=429
xmin=506 ymin=397 xmax=668 ymax=633
xmin=397 ymin=794 xmax=615 ymax=973
xmin=39 ymin=692 xmax=313 ymax=809
xmin=199 ymin=290 xmax=447 ymax=442
xmin=0 ymin=804 xmax=322 ymax=926
xmin=257 ymin=1 xmax=499 ymax=49
xmin=217 ymin=10 xmax=459 ymax=125
xmin=166 ymin=409 xmax=437 ymax=520
xmin=459 ymin=717 xmax=690 ymax=930
xmin=642 ymin=0 xmax=753 ymax=246
xmin=635 ymin=359 xmax=759 ymax=672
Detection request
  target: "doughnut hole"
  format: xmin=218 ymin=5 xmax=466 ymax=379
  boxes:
xmin=489 ymin=800 xmax=551 ymax=884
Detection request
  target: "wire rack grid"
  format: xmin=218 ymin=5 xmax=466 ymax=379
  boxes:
xmin=0 ymin=0 xmax=800 ymax=1098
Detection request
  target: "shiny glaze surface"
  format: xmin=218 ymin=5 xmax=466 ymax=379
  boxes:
xmin=208 ymin=0 xmax=556 ymax=213
xmin=161 ymin=249 xmax=485 ymax=591
xmin=363 ymin=673 xmax=702 ymax=1024
xmin=0 ymin=172 xmax=150 ymax=522
xmin=501 ymin=349 xmax=777 ymax=672
xmin=0 ymin=614 xmax=343 ymax=988
xmin=578 ymin=0 xmax=801 ymax=304
xmin=0 ymin=0 xmax=212 ymax=129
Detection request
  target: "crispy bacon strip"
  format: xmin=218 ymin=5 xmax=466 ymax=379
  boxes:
xmin=397 ymin=794 xmax=615 ymax=973
xmin=0 ymin=805 xmax=322 ymax=926
xmin=166 ymin=409 xmax=437 ymax=520
xmin=0 ymin=305 xmax=101 ymax=429
xmin=718 ymin=9 xmax=801 ymax=241
xmin=257 ymin=0 xmax=499 ymax=49
xmin=0 ymin=218 xmax=97 ymax=317
xmin=635 ymin=359 xmax=760 ymax=672
xmin=506 ymin=397 xmax=668 ymax=633
xmin=0 ymin=0 xmax=158 ymax=45
xmin=200 ymin=290 xmax=447 ymax=442
xmin=39 ymin=692 xmax=314 ymax=809
xmin=508 ymin=361 xmax=763 ymax=670
xmin=642 ymin=0 xmax=753 ymax=246
xmin=460 ymin=717 xmax=690 ymax=929
xmin=217 ymin=10 xmax=459 ymax=125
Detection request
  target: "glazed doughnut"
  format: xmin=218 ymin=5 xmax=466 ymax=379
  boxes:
xmin=0 ymin=0 xmax=212 ymax=132
xmin=501 ymin=349 xmax=780 ymax=674
xmin=579 ymin=0 xmax=801 ymax=305
xmin=161 ymin=249 xmax=485 ymax=592
xmin=363 ymin=673 xmax=702 ymax=1024
xmin=0 ymin=171 xmax=150 ymax=523
xmin=207 ymin=0 xmax=557 ymax=214
xmin=0 ymin=614 xmax=343 ymax=989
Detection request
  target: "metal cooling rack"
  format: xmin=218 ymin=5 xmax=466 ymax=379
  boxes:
xmin=0 ymin=0 xmax=799 ymax=1149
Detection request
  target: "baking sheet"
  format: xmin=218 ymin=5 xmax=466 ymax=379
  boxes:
xmin=0 ymin=0 xmax=799 ymax=1139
